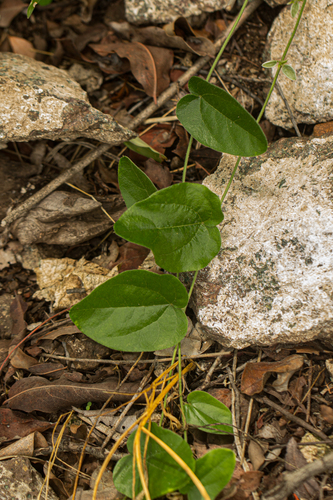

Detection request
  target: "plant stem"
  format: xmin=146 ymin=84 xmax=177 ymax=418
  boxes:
xmin=181 ymin=135 xmax=193 ymax=183
xmin=178 ymin=342 xmax=187 ymax=441
xmin=206 ymin=0 xmax=250 ymax=82
xmin=220 ymin=0 xmax=307 ymax=204
xmin=187 ymin=270 xmax=199 ymax=302
xmin=181 ymin=0 xmax=250 ymax=183
xmin=159 ymin=345 xmax=178 ymax=426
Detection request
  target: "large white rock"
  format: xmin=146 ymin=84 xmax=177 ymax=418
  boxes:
xmin=192 ymin=135 xmax=333 ymax=348
xmin=0 ymin=53 xmax=134 ymax=144
xmin=125 ymin=0 xmax=232 ymax=25
xmin=264 ymin=0 xmax=333 ymax=129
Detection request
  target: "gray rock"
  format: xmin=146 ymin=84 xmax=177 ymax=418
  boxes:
xmin=192 ymin=135 xmax=333 ymax=349
xmin=125 ymin=0 xmax=233 ymax=25
xmin=264 ymin=0 xmax=333 ymax=129
xmin=0 ymin=457 xmax=59 ymax=500
xmin=0 ymin=53 xmax=134 ymax=144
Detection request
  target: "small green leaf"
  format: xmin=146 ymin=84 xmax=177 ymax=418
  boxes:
xmin=118 ymin=156 xmax=157 ymax=208
xmin=291 ymin=1 xmax=299 ymax=17
xmin=180 ymin=449 xmax=236 ymax=500
xmin=184 ymin=391 xmax=233 ymax=435
xmin=262 ymin=60 xmax=278 ymax=68
xmin=114 ymin=183 xmax=223 ymax=273
xmin=176 ymin=77 xmax=267 ymax=156
xmin=113 ymin=422 xmax=195 ymax=499
xmin=124 ymin=136 xmax=167 ymax=163
xmin=27 ymin=0 xmax=37 ymax=18
xmin=282 ymin=64 xmax=296 ymax=81
xmin=69 ymin=270 xmax=188 ymax=352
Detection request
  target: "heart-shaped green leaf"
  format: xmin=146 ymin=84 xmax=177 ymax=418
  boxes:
xmin=180 ymin=449 xmax=236 ymax=500
xmin=69 ymin=270 xmax=188 ymax=352
xmin=114 ymin=183 xmax=223 ymax=273
xmin=176 ymin=77 xmax=267 ymax=156
xmin=124 ymin=137 xmax=167 ymax=162
xmin=184 ymin=391 xmax=233 ymax=434
xmin=113 ymin=422 xmax=195 ymax=499
xmin=118 ymin=156 xmax=157 ymax=208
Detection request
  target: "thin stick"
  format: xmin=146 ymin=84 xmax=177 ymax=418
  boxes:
xmin=275 ymin=81 xmax=301 ymax=137
xmin=255 ymin=396 xmax=327 ymax=441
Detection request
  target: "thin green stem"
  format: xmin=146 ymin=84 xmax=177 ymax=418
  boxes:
xmin=181 ymin=135 xmax=193 ymax=183
xmin=220 ymin=156 xmax=241 ymax=205
xmin=178 ymin=343 xmax=187 ymax=441
xmin=159 ymin=345 xmax=178 ymax=426
xmin=206 ymin=0 xmax=250 ymax=82
xmin=221 ymin=0 xmax=307 ymax=205
xmin=187 ymin=270 xmax=198 ymax=302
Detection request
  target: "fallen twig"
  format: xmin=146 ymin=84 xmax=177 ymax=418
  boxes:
xmin=262 ymin=451 xmax=333 ymax=500
xmin=255 ymin=395 xmax=327 ymax=441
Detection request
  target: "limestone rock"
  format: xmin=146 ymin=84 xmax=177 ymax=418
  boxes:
xmin=34 ymin=257 xmax=118 ymax=309
xmin=125 ymin=0 xmax=233 ymax=25
xmin=264 ymin=0 xmax=333 ymax=129
xmin=0 ymin=457 xmax=58 ymax=500
xmin=192 ymin=135 xmax=333 ymax=349
xmin=0 ymin=53 xmax=135 ymax=144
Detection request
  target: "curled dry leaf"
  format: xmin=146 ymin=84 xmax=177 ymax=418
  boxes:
xmin=90 ymin=37 xmax=173 ymax=100
xmin=110 ymin=20 xmax=216 ymax=57
xmin=241 ymin=355 xmax=304 ymax=396
xmin=3 ymin=375 xmax=146 ymax=413
xmin=144 ymin=159 xmax=173 ymax=189
xmin=285 ymin=438 xmax=320 ymax=499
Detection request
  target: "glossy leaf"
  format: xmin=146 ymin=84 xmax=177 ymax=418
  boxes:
xmin=180 ymin=449 xmax=236 ymax=500
xmin=176 ymin=77 xmax=267 ymax=156
xmin=118 ymin=156 xmax=157 ymax=208
xmin=184 ymin=391 xmax=233 ymax=434
xmin=113 ymin=422 xmax=195 ymax=499
xmin=124 ymin=136 xmax=167 ymax=163
xmin=282 ymin=64 xmax=296 ymax=81
xmin=69 ymin=270 xmax=188 ymax=352
xmin=114 ymin=183 xmax=223 ymax=273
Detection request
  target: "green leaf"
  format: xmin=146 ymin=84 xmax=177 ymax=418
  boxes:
xmin=124 ymin=136 xmax=167 ymax=162
xmin=69 ymin=270 xmax=188 ymax=352
xmin=180 ymin=449 xmax=236 ymax=500
xmin=113 ymin=422 xmax=195 ymax=499
xmin=176 ymin=77 xmax=267 ymax=156
xmin=282 ymin=64 xmax=296 ymax=81
xmin=184 ymin=391 xmax=233 ymax=435
xmin=291 ymin=1 xmax=299 ymax=17
xmin=262 ymin=60 xmax=278 ymax=68
xmin=118 ymin=156 xmax=157 ymax=208
xmin=114 ymin=183 xmax=223 ymax=273
xmin=27 ymin=0 xmax=37 ymax=18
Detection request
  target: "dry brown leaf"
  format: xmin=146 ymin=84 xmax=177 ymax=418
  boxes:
xmin=8 ymin=36 xmax=36 ymax=59
xmin=9 ymin=294 xmax=27 ymax=345
xmin=241 ymin=355 xmax=304 ymax=396
xmin=90 ymin=38 xmax=173 ymax=100
xmin=248 ymin=441 xmax=265 ymax=470
xmin=239 ymin=471 xmax=264 ymax=492
xmin=37 ymin=325 xmax=81 ymax=341
xmin=110 ymin=20 xmax=216 ymax=57
xmin=0 ymin=0 xmax=26 ymax=28
xmin=10 ymin=347 xmax=38 ymax=370
xmin=4 ymin=375 xmax=144 ymax=413
xmin=144 ymin=159 xmax=173 ymax=189
xmin=117 ymin=242 xmax=150 ymax=272
xmin=0 ymin=408 xmax=53 ymax=442
xmin=320 ymin=404 xmax=333 ymax=424
xmin=28 ymin=362 xmax=67 ymax=377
